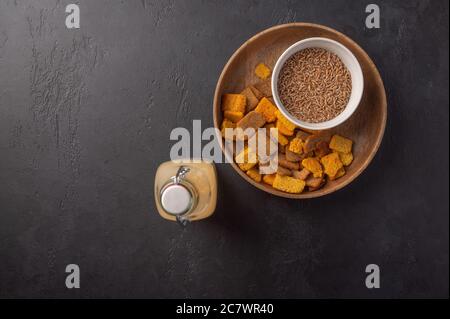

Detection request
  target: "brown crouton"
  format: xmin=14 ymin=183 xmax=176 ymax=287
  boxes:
xmin=277 ymin=166 xmax=292 ymax=176
xmin=296 ymin=130 xmax=310 ymax=141
xmin=303 ymin=134 xmax=324 ymax=153
xmin=240 ymin=87 xmax=259 ymax=112
xmin=285 ymin=149 xmax=302 ymax=162
xmin=236 ymin=111 xmax=266 ymax=134
xmin=278 ymin=153 xmax=300 ymax=171
xmin=306 ymin=176 xmax=324 ymax=188
xmin=315 ymin=140 xmax=331 ymax=158
xmin=253 ymin=78 xmax=272 ymax=97
xmin=292 ymin=168 xmax=310 ymax=180
xmin=249 ymin=85 xmax=264 ymax=100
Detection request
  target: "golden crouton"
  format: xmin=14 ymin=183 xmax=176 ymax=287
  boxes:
xmin=276 ymin=120 xmax=294 ymax=136
xmin=302 ymin=157 xmax=323 ymax=178
xmin=292 ymin=168 xmax=310 ymax=180
xmin=329 ymin=167 xmax=346 ymax=181
xmin=221 ymin=119 xmax=236 ymax=140
xmin=329 ymin=134 xmax=353 ymax=154
xmin=321 ymin=152 xmax=344 ymax=177
xmin=288 ymin=137 xmax=303 ymax=154
xmin=338 ymin=152 xmax=353 ymax=166
xmin=315 ymin=140 xmax=331 ymax=158
xmin=268 ymin=128 xmax=289 ymax=146
xmin=249 ymin=85 xmax=264 ymax=100
xmin=221 ymin=118 xmax=235 ymax=129
xmin=221 ymin=94 xmax=246 ymax=113
xmin=235 ymin=147 xmax=258 ymax=171
xmin=254 ymin=79 xmax=272 ymax=97
xmin=278 ymin=153 xmax=300 ymax=171
xmin=255 ymin=97 xmax=277 ymax=122
xmin=224 ymin=111 xmax=244 ymax=123
xmin=240 ymin=87 xmax=259 ymax=112
xmin=276 ymin=110 xmax=296 ymax=131
xmin=246 ymin=167 xmax=262 ymax=182
xmin=276 ymin=131 xmax=289 ymax=146
xmin=263 ymin=174 xmax=276 ymax=186
xmin=273 ymin=174 xmax=306 ymax=194
xmin=255 ymin=63 xmax=271 ymax=79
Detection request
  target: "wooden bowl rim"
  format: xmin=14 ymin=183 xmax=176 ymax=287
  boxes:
xmin=213 ymin=22 xmax=387 ymax=199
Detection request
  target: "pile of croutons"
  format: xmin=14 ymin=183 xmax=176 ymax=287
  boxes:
xmin=219 ymin=66 xmax=354 ymax=194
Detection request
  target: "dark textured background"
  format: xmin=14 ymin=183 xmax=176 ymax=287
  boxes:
xmin=0 ymin=0 xmax=448 ymax=298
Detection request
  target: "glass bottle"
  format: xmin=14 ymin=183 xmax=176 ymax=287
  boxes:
xmin=154 ymin=160 xmax=217 ymax=225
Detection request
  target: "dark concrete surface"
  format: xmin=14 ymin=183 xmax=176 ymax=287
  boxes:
xmin=0 ymin=0 xmax=448 ymax=298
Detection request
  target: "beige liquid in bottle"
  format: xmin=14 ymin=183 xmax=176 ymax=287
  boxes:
xmin=154 ymin=160 xmax=217 ymax=223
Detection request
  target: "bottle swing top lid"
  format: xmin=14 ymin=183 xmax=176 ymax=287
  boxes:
xmin=161 ymin=184 xmax=192 ymax=216
xmin=160 ymin=166 xmax=196 ymax=219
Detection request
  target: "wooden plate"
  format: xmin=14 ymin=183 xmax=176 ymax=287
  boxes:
xmin=213 ymin=23 xmax=387 ymax=199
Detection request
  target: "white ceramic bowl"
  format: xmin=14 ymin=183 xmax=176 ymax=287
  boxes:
xmin=271 ymin=37 xmax=364 ymax=130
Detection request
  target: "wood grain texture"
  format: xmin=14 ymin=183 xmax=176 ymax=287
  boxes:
xmin=213 ymin=23 xmax=387 ymax=199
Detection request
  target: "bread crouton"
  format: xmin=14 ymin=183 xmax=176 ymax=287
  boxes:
xmin=240 ymin=87 xmax=259 ymax=112
xmin=302 ymin=157 xmax=323 ymax=178
xmin=221 ymin=119 xmax=236 ymax=140
xmin=273 ymin=174 xmax=306 ymax=193
xmin=288 ymin=137 xmax=303 ymax=154
xmin=221 ymin=94 xmax=246 ymax=113
xmin=292 ymin=168 xmax=310 ymax=180
xmin=276 ymin=110 xmax=296 ymax=131
xmin=296 ymin=130 xmax=310 ymax=141
xmin=303 ymin=134 xmax=323 ymax=153
xmin=255 ymin=97 xmax=277 ymax=122
xmin=315 ymin=140 xmax=331 ymax=158
xmin=329 ymin=134 xmax=353 ymax=154
xmin=263 ymin=173 xmax=276 ymax=186
xmin=236 ymin=111 xmax=265 ymax=132
xmin=321 ymin=152 xmax=343 ymax=177
xmin=221 ymin=118 xmax=235 ymax=129
xmin=338 ymin=151 xmax=353 ymax=166
xmin=276 ymin=120 xmax=294 ymax=136
xmin=278 ymin=153 xmax=300 ymax=171
xmin=277 ymin=166 xmax=292 ymax=176
xmin=235 ymin=147 xmax=258 ymax=171
xmin=285 ymin=149 xmax=302 ymax=162
xmin=329 ymin=167 xmax=346 ymax=181
xmin=224 ymin=111 xmax=244 ymax=123
xmin=253 ymin=79 xmax=272 ymax=97
xmin=306 ymin=176 xmax=324 ymax=188
xmin=246 ymin=167 xmax=262 ymax=182
xmin=249 ymin=85 xmax=264 ymax=100
xmin=270 ymin=129 xmax=289 ymax=146
xmin=255 ymin=63 xmax=271 ymax=79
